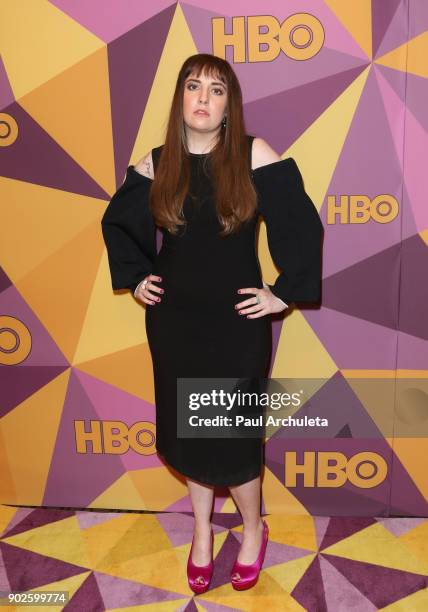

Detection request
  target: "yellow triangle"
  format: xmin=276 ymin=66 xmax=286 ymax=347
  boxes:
xmin=0 ymin=177 xmax=105 ymax=283
xmin=322 ymin=521 xmax=428 ymax=575
xmin=105 ymin=601 xmax=190 ymax=612
xmin=390 ymin=438 xmax=428 ymax=505
xmin=83 ymin=512 xmax=143 ymax=568
xmin=0 ymin=505 xmax=19 ymax=536
xmin=0 ymin=370 xmax=70 ymax=504
xmin=257 ymin=220 xmax=285 ymax=287
xmin=18 ymin=220 xmax=104 ymax=363
xmin=262 ymin=467 xmax=312 ymax=515
xmin=379 ymin=586 xmax=428 ymax=611
xmin=129 ymin=466 xmax=190 ymax=509
xmin=0 ymin=431 xmax=16 ymax=501
xmin=199 ymin=569 xmax=298 ymax=608
xmin=284 ymin=66 xmax=371 ymax=210
xmin=2 ymin=515 xmax=92 ymax=568
xmin=265 ymin=551 xmax=317 ymax=596
xmin=376 ymin=32 xmax=428 ymax=79
xmin=272 ymin=309 xmax=338 ymax=378
xmin=261 ymin=515 xmax=317 ymax=552
xmin=0 ymin=0 xmax=103 ymax=99
xmin=76 ymin=344 xmax=155 ymax=404
xmin=20 ymin=47 xmax=115 ymax=194
xmin=73 ymin=250 xmax=150 ymax=365
xmin=21 ymin=570 xmax=92 ymax=611
xmin=90 ymin=471 xmax=149 ymax=511
xmin=131 ymin=4 xmax=198 ymax=160
xmin=96 ymin=546 xmax=189 ymax=595
xmin=399 ymin=520 xmax=428 ymax=566
xmin=324 ymin=0 xmax=372 ymax=59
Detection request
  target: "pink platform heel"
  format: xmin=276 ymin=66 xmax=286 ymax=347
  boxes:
xmin=187 ymin=527 xmax=214 ymax=594
xmin=230 ymin=519 xmax=269 ymax=590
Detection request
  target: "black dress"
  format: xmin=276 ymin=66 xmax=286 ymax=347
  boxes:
xmin=101 ymin=134 xmax=323 ymax=486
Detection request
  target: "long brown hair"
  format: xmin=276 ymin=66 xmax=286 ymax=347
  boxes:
xmin=149 ymin=53 xmax=258 ymax=236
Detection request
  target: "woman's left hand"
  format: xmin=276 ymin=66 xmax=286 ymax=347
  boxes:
xmin=235 ymin=285 xmax=288 ymax=318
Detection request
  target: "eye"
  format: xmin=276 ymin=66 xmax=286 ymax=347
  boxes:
xmin=213 ymin=88 xmax=224 ymax=95
xmin=187 ymin=83 xmax=198 ymax=90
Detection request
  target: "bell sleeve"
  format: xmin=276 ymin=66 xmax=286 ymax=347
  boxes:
xmin=101 ymin=166 xmax=157 ymax=295
xmin=252 ymin=157 xmax=324 ymax=306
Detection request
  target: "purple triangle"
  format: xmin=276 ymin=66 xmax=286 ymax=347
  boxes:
xmin=322 ymin=242 xmax=400 ymax=330
xmin=95 ymin=570 xmax=184 ymax=608
xmin=1 ymin=102 xmax=109 ymax=199
xmin=397 ymin=234 xmax=428 ymax=340
xmin=314 ymin=516 xmax=330 ymax=549
xmin=0 ymin=272 xmax=68 ymax=371
xmin=320 ymin=68 xmax=403 ymax=278
xmin=109 ymin=5 xmax=176 ymax=185
xmin=0 ymin=366 xmax=69 ymax=418
xmin=304 ymin=304 xmax=398 ymax=369
xmin=209 ymin=530 xmax=240 ymax=590
xmin=0 ymin=547 xmax=11 ymax=591
xmin=181 ymin=600 xmax=198 ymax=612
xmin=245 ymin=64 xmax=368 ymax=156
xmin=376 ymin=517 xmax=427 ymax=537
xmin=378 ymin=64 xmax=428 ymax=133
xmin=291 ymin=555 xmax=328 ymax=612
xmin=322 ymin=552 xmax=427 ymax=607
xmin=75 ymin=511 xmax=124 ymax=531
xmin=43 ymin=371 xmax=125 ymax=507
xmin=372 ymin=0 xmax=403 ymax=58
xmin=319 ymin=517 xmax=377 ymax=550
xmin=75 ymin=370 xmax=159 ymax=472
xmin=320 ymin=556 xmax=376 ymax=612
xmin=49 ymin=0 xmax=174 ymax=43
xmin=375 ymin=0 xmax=427 ymax=59
xmin=0 ymin=542 xmax=87 ymax=592
xmin=0 ymin=509 xmax=33 ymax=538
xmin=63 ymin=572 xmax=104 ymax=611
xmin=0 ymin=55 xmax=14 ymax=109
xmin=3 ymin=508 xmax=75 ymax=539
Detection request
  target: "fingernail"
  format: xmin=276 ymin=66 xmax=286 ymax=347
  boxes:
xmin=160 ymin=289 xmax=164 ymax=294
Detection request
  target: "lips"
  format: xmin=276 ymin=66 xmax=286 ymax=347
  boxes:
xmin=194 ymin=110 xmax=209 ymax=116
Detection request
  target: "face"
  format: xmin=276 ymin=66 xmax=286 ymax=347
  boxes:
xmin=182 ymin=70 xmax=228 ymax=135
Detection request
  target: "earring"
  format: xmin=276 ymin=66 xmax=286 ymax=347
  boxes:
xmin=222 ymin=115 xmax=227 ymax=128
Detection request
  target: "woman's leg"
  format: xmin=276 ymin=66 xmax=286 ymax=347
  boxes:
xmin=186 ymin=477 xmax=215 ymax=569
xmin=229 ymin=475 xmax=265 ymax=576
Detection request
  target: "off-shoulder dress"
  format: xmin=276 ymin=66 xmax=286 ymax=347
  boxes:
xmin=101 ymin=134 xmax=323 ymax=486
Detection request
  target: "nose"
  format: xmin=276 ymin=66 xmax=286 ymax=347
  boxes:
xmin=199 ymin=87 xmax=209 ymax=103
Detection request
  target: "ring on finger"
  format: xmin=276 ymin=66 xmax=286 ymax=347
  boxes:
xmin=255 ymin=294 xmax=261 ymax=305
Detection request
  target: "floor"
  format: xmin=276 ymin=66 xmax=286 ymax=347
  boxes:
xmin=0 ymin=505 xmax=427 ymax=611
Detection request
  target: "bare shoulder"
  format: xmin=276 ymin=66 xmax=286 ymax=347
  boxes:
xmin=134 ymin=150 xmax=154 ymax=179
xmin=251 ymin=137 xmax=282 ymax=170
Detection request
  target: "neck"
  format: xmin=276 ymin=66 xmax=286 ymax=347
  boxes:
xmin=185 ymin=128 xmax=220 ymax=154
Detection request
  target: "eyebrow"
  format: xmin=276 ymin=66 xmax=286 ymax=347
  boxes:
xmin=186 ymin=78 xmax=227 ymax=89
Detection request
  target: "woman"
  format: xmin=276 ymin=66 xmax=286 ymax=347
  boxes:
xmin=101 ymin=53 xmax=323 ymax=593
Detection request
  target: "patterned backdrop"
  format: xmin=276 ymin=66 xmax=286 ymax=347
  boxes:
xmin=0 ymin=1 xmax=427 ymax=515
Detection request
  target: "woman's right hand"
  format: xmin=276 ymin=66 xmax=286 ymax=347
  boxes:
xmin=135 ymin=274 xmax=164 ymax=305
